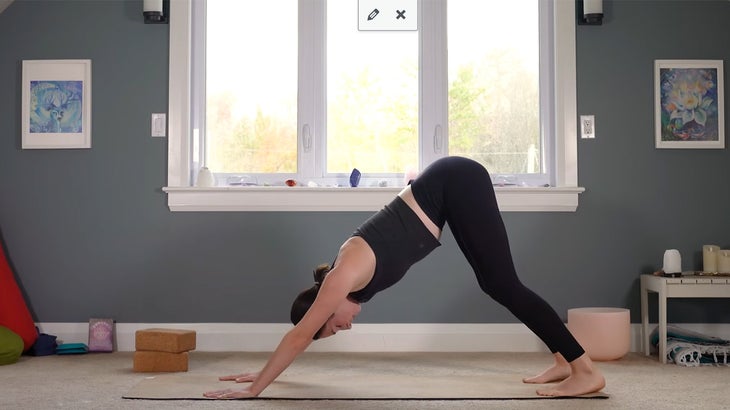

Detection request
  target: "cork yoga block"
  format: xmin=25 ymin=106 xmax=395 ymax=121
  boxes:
xmin=133 ymin=351 xmax=189 ymax=372
xmin=135 ymin=328 xmax=196 ymax=353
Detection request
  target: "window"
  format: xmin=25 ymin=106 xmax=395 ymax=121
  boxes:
xmin=447 ymin=0 xmax=543 ymax=182
xmin=165 ymin=0 xmax=583 ymax=212
xmin=326 ymin=0 xmax=419 ymax=176
xmin=201 ymin=0 xmax=298 ymax=176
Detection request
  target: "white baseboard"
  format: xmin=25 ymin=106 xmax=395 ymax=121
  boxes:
xmin=35 ymin=322 xmax=730 ymax=353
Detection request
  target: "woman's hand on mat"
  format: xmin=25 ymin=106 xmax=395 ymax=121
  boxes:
xmin=203 ymin=387 xmax=257 ymax=399
xmin=218 ymin=371 xmax=259 ymax=383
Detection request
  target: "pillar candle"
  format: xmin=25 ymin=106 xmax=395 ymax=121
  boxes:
xmin=703 ymin=244 xmax=720 ymax=272
xmin=718 ymin=250 xmax=730 ymax=274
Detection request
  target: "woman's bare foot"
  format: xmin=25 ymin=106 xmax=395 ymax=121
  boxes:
xmin=536 ymin=353 xmax=605 ymax=397
xmin=523 ymin=353 xmax=570 ymax=384
xmin=523 ymin=364 xmax=570 ymax=384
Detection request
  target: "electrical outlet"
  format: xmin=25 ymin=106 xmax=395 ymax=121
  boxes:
xmin=580 ymin=115 xmax=595 ymax=139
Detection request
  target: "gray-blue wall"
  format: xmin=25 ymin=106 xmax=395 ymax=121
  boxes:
xmin=1 ymin=1 xmax=729 ymax=325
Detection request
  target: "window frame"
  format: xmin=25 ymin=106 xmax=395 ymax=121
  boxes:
xmin=163 ymin=0 xmax=583 ymax=212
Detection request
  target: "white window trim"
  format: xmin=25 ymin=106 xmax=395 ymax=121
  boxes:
xmin=163 ymin=0 xmax=583 ymax=212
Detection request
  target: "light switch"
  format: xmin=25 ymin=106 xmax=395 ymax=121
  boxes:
xmin=151 ymin=113 xmax=166 ymax=137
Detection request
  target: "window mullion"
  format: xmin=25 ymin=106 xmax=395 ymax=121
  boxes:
xmin=168 ymin=0 xmax=193 ymax=187
xmin=419 ymin=0 xmax=448 ymax=169
xmin=298 ymin=0 xmax=326 ymax=181
xmin=539 ymin=0 xmax=556 ymax=185
xmin=553 ymin=0 xmax=578 ymax=187
xmin=191 ymin=0 xmax=206 ymax=178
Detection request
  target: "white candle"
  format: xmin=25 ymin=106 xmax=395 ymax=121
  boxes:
xmin=718 ymin=250 xmax=730 ymax=274
xmin=703 ymin=244 xmax=720 ymax=272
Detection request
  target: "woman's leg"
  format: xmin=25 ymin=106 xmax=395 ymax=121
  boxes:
xmin=440 ymin=158 xmax=582 ymax=360
xmin=437 ymin=157 xmax=604 ymax=395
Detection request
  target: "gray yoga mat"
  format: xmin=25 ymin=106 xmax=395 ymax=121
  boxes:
xmin=123 ymin=373 xmax=609 ymax=400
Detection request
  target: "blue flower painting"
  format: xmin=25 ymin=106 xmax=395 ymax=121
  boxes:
xmin=29 ymin=80 xmax=83 ymax=133
xmin=659 ymin=67 xmax=719 ymax=142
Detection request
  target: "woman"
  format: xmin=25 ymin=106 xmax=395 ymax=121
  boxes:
xmin=204 ymin=156 xmax=605 ymax=399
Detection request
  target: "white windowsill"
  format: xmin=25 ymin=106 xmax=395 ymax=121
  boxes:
xmin=162 ymin=186 xmax=584 ymax=212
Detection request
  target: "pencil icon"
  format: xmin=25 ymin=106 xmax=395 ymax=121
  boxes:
xmin=367 ymin=8 xmax=379 ymax=21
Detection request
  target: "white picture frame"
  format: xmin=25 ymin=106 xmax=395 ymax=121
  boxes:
xmin=22 ymin=59 xmax=92 ymax=149
xmin=655 ymin=59 xmax=724 ymax=149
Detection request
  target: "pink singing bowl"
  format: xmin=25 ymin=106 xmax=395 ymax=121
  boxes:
xmin=567 ymin=307 xmax=630 ymax=361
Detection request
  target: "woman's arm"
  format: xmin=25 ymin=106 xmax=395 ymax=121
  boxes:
xmin=203 ymin=241 xmax=371 ymax=399
xmin=252 ymin=265 xmax=362 ymax=393
xmin=203 ymin=327 xmax=314 ymax=399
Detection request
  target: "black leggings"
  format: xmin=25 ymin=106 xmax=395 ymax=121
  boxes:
xmin=411 ymin=156 xmax=585 ymax=362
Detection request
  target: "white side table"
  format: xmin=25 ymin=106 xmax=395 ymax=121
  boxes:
xmin=640 ymin=274 xmax=730 ymax=363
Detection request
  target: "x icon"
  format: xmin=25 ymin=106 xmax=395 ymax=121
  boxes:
xmin=396 ymin=10 xmax=406 ymax=19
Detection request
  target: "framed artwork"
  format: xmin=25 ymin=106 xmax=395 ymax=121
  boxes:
xmin=655 ymin=60 xmax=724 ymax=149
xmin=22 ymin=59 xmax=92 ymax=149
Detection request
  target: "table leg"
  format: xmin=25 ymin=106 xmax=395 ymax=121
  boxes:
xmin=641 ymin=280 xmax=649 ymax=355
xmin=658 ymin=288 xmax=667 ymax=364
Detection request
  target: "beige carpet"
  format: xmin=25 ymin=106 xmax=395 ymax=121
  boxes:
xmin=2 ymin=351 xmax=727 ymax=409
xmin=123 ymin=372 xmax=608 ymax=400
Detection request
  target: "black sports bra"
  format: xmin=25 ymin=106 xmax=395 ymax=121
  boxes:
xmin=347 ymin=196 xmax=441 ymax=303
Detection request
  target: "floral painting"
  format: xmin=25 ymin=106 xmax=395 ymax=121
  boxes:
xmin=655 ymin=60 xmax=724 ymax=149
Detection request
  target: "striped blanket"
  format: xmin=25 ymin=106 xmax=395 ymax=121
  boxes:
xmin=650 ymin=325 xmax=730 ymax=366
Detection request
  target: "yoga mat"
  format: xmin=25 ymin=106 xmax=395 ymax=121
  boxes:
xmin=123 ymin=373 xmax=608 ymax=400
